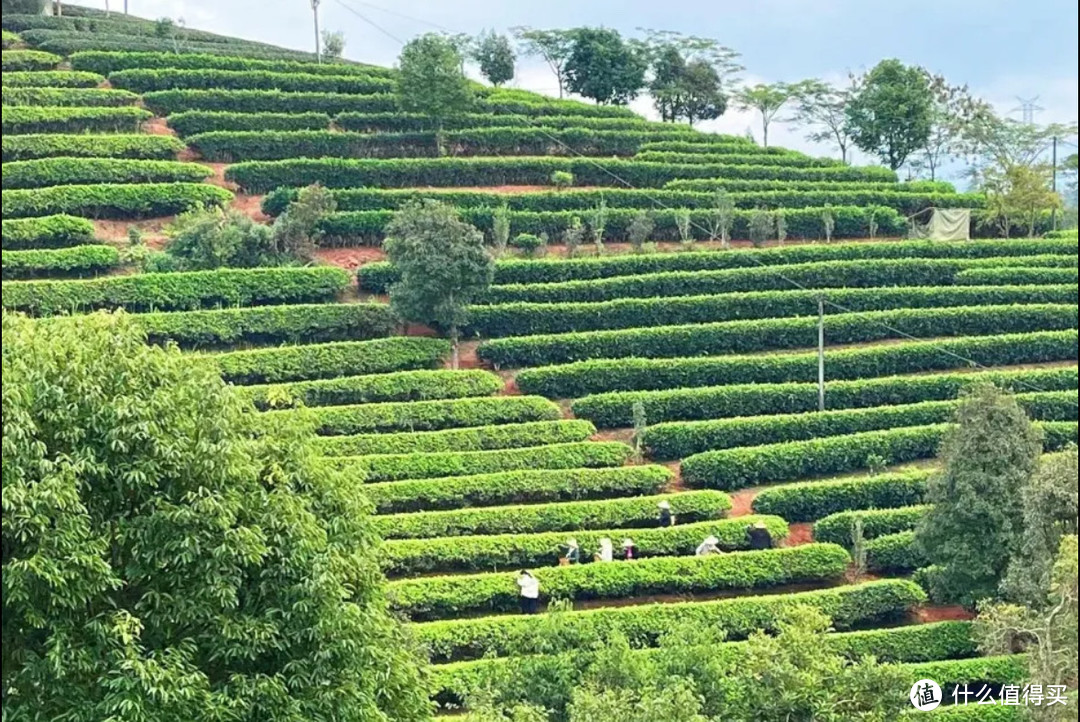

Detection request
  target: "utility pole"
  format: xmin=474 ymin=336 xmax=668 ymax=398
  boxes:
xmin=1051 ymin=136 xmax=1059 ymax=231
xmin=817 ymin=296 xmax=826 ymax=412
xmin=124 ymin=0 xmax=128 ymax=14
xmin=311 ymin=0 xmax=322 ymax=63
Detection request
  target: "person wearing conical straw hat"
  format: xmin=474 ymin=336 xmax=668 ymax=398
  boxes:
xmin=747 ymin=520 xmax=773 ymax=550
xmin=696 ymin=535 xmax=722 ymax=556
xmin=657 ymin=500 xmax=675 ymax=528
xmin=563 ymin=538 xmax=580 ymax=565
xmin=622 ymin=538 xmax=637 ymax=561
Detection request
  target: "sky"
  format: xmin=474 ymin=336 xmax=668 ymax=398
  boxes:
xmin=78 ymin=0 xmax=1079 ymax=182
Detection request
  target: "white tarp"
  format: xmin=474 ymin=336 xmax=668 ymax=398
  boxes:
xmin=912 ymin=208 xmax=971 ymax=241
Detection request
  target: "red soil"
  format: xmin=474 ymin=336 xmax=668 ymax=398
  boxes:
xmin=199 ymin=162 xmax=236 ymax=190
xmin=93 ymin=218 xmax=171 ymax=249
xmin=914 ymin=604 xmax=975 ymax=624
xmin=727 ymin=487 xmax=760 ymax=518
xmin=591 ymin=428 xmax=635 ymax=444
xmin=441 ymin=340 xmax=482 ymax=369
xmin=143 ymin=116 xmax=177 ymax=136
xmin=314 ymin=245 xmax=388 ymax=271
xmin=230 ymin=193 xmax=270 ymax=222
xmin=784 ymin=522 xmax=814 ymax=547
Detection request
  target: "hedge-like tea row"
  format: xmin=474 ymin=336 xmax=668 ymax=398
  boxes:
xmin=381 ymin=515 xmax=788 ymax=576
xmin=575 ymin=366 xmax=1079 ymax=429
xmin=69 ymin=50 xmax=394 ymax=77
xmin=108 ymin=67 xmax=395 ymax=94
xmin=1 ymin=214 xmax=95 ymax=249
xmin=515 ymin=330 xmax=1080 ymax=398
xmin=470 ymin=285 xmax=1077 ymax=339
xmin=752 ymin=471 xmax=932 ymax=523
xmin=2 ymin=266 xmax=349 ymax=316
xmin=369 ymin=490 xmax=731 ymax=542
xmin=478 ymin=304 xmax=1080 ymax=368
xmin=137 ymin=302 xmax=394 ymax=349
xmin=364 ymin=465 xmax=673 ymax=515
xmin=322 ymin=205 xmax=905 ymax=245
xmin=264 ymin=185 xmax=982 ymax=218
xmin=225 ymin=156 xmax=899 ymax=193
xmin=281 ymin=395 xmax=561 ymax=436
xmin=643 ymin=391 xmax=1077 ymax=460
xmin=188 ymin=127 xmax=741 ymax=162
xmin=1 ymin=245 xmax=119 ymax=280
xmin=387 ymin=543 xmax=849 ymax=621
xmin=1 ymin=30 xmax=19 ymax=49
xmin=814 ymin=506 xmax=929 ymax=546
xmin=666 ymin=176 xmax=957 ymax=192
xmin=334 ymin=111 xmax=695 ymax=134
xmin=1 ymin=70 xmax=104 ymax=87
xmin=238 ymin=369 xmax=501 ymax=410
xmin=957 ymin=265 xmax=1080 ymax=286
xmin=2 ymin=13 xmax=294 ymax=46
xmin=208 ymin=336 xmax=448 ymax=385
xmin=634 ymin=149 xmax=838 ymax=167
xmin=416 ymin=578 xmax=927 ymax=663
xmin=167 ymin=110 xmax=332 ymax=137
xmin=357 ymin=237 xmax=1079 ymax=292
xmin=866 ymin=531 xmax=926 ymax=573
xmin=1 ymin=158 xmax=212 ymax=190
xmin=340 ymin=441 xmax=634 ymax=483
xmin=639 ymin=139 xmax=802 ymax=156
xmin=2 ymin=105 xmax=151 ymax=134
xmin=2 ymin=182 xmax=233 ymax=220
xmin=142 ymin=88 xmax=400 ymax=116
xmin=1 ymin=50 xmax=61 ymax=71
xmin=681 ymin=421 xmax=1078 ymax=491
xmin=316 ymin=419 xmax=596 ymax=457
xmin=17 ymin=29 xmax=330 ymax=62
xmin=478 ymin=256 xmax=1073 ymax=305
xmin=2 ymin=133 xmax=186 ymax=162
xmin=1 ymin=86 xmax=139 ymax=106
xmin=1045 ymin=228 xmax=1080 ymax=239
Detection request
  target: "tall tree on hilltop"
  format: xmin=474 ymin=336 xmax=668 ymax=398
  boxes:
xmin=563 ymin=27 xmax=648 ymax=105
xmin=384 ymin=200 xmax=494 ymax=369
xmin=845 ymin=59 xmax=934 ymax=170
xmin=397 ymin=33 xmax=473 ymax=141
xmin=1 ymin=312 xmax=431 ymax=721
xmin=643 ymin=31 xmax=740 ymax=126
xmin=511 ymin=27 xmax=577 ymax=98
xmin=472 ymin=30 xmax=516 ymax=86
xmin=734 ymin=82 xmax=800 ymax=147
xmin=791 ymin=78 xmax=856 ymax=163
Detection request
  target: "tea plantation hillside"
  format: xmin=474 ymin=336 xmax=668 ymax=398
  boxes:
xmin=3 ymin=6 xmax=1078 ymax=716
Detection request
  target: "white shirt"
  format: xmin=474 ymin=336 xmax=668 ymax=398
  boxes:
xmin=598 ymin=540 xmax=613 ymax=562
xmin=696 ymin=542 xmax=720 ymax=556
xmin=517 ymin=575 xmax=540 ymax=599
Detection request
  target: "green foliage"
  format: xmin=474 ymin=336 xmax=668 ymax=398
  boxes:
xmin=815 ymin=506 xmax=931 ymax=546
xmin=316 ymin=419 xmax=596 ymax=457
xmin=1 ymin=70 xmax=104 ymax=87
xmin=362 ymin=465 xmax=672 ymax=515
xmin=335 ymin=111 xmax=686 ymax=133
xmin=386 ymin=544 xmax=849 ymax=621
xmin=634 ymin=149 xmax=837 ymax=167
xmin=2 ymin=182 xmax=233 ymax=220
xmin=752 ymin=470 xmax=932 ymax=522
xmin=477 ymin=303 xmax=1079 ymax=368
xmin=865 ymin=530 xmax=926 ymax=573
xmin=491 ymin=204 xmax=511 ymax=257
xmin=397 ymin=33 xmax=474 ymax=132
xmin=564 ymin=27 xmax=648 ymax=105
xmin=846 ymin=59 xmax=934 ymax=170
xmin=510 ymin=232 xmax=545 ymax=257
xmin=1 ymin=311 xmax=430 ymax=721
xmin=916 ymin=385 xmax=1044 ymax=606
xmin=1 ymin=48 xmax=60 ymax=71
xmin=734 ymin=82 xmax=799 ymax=147
xmin=1 ymin=244 xmax=120 ymax=280
xmin=270 ymin=183 xmax=337 ymax=262
xmin=108 ymin=67 xmax=393 ymax=94
xmin=161 ymin=204 xmax=284 ymax=269
xmin=473 ymin=31 xmax=515 ymax=86
xmin=167 ymin=110 xmax=331 ymax=136
xmin=1 ymin=157 xmax=211 ymax=190
xmin=627 ymin=209 xmax=655 ymax=252
xmin=2 ymin=86 xmax=139 ymax=106
xmin=680 ymin=420 xmax=1077 ymax=491
xmin=1 ymin=214 xmax=95 ymax=249
xmin=2 ymin=266 xmax=349 ymax=316
xmin=68 ymin=49 xmax=394 ymax=77
xmin=550 ymin=169 xmax=574 ymax=188
xmin=2 ymin=133 xmax=185 ymax=162
xmin=143 ymin=88 xmax=399 ymax=115
xmin=956 ymin=266 xmax=1078 ymax=286
xmin=982 ymin=162 xmax=1063 ymax=238
xmin=2 ymin=104 xmax=151 ymax=134
xmin=0 ymin=29 xmax=20 ymax=48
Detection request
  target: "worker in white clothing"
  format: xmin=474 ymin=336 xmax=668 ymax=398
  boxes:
xmin=517 ymin=570 xmax=541 ymax=614
xmin=695 ymin=535 xmax=722 ymax=556
xmin=596 ymin=537 xmax=614 ymax=562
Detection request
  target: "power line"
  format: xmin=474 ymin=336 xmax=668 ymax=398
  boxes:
xmin=343 ymin=0 xmax=453 ymax=32
xmin=333 ymin=0 xmax=406 ymax=45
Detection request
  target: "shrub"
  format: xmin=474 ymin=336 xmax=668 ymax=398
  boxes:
xmin=142 ymin=88 xmax=399 ymax=115
xmin=1 ymin=70 xmax=104 ymax=87
xmin=2 ymin=105 xmax=151 ymax=134
xmin=333 ymin=112 xmax=686 ymax=133
xmin=956 ymin=266 xmax=1079 ymax=286
xmin=2 ymin=133 xmax=185 ymax=162
xmin=280 ymin=395 xmax=561 ymax=436
xmin=386 ymin=543 xmax=849 ymax=621
xmin=167 ymin=110 xmax=331 ymax=137
xmin=635 ymin=150 xmax=839 ymax=167
xmin=574 ymin=367 xmax=1079 ymax=429
xmin=362 ymin=465 xmax=673 ymax=515
xmin=1 ymin=158 xmax=211 ymax=190
xmin=515 ymin=330 xmax=1079 ymax=398
xmin=477 ymin=304 xmax=1079 ymax=368
xmin=2 ymin=182 xmax=233 ymax=220
xmin=3 ymin=266 xmax=350 ymax=316
xmin=1 ymin=214 xmax=95 ymax=249
xmin=1 ymin=86 xmax=139 ymax=106
xmin=381 ymin=515 xmax=788 ymax=576
xmin=238 ymin=369 xmax=501 ymax=410
xmin=208 ymin=336 xmax=448 ymax=385
xmin=865 ymin=531 xmax=926 ymax=573
xmin=814 ymin=506 xmax=930 ymax=546
xmin=752 ymin=471 xmax=932 ymax=523
xmin=1 ymin=29 xmax=20 ymax=49
xmin=1 ymin=49 xmax=61 ymax=71
xmin=341 ymin=440 xmax=633 ymax=482
xmin=681 ymin=421 xmax=1078 ymax=491
xmin=551 ymin=170 xmax=574 ymax=188
xmin=641 ymin=392 xmax=1075 ymax=460
xmin=416 ymin=578 xmax=926 ymax=663
xmin=1 ymin=245 xmax=119 ymax=279
xmin=469 ymin=284 xmax=1076 ymax=339
xmin=510 ymin=232 xmax=545 ymax=257
xmin=316 ymin=419 xmax=596 ymax=457
xmin=69 ymin=50 xmax=393 ymax=77
xmin=108 ymin=67 xmax=394 ymax=94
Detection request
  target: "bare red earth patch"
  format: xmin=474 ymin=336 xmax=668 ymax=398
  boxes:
xmin=314 ymin=246 xmax=388 ymax=271
xmin=914 ymin=604 xmax=974 ymax=624
xmin=143 ymin=117 xmax=177 ymax=136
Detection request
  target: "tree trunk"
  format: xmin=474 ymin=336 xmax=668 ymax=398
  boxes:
xmin=762 ymin=121 xmax=768 ymax=148
xmin=312 ymin=1 xmax=322 ymax=63
xmin=450 ymin=326 xmax=460 ymax=370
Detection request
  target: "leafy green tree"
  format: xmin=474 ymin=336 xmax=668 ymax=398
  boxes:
xmin=982 ymin=162 xmax=1063 ymax=238
xmin=909 ymin=73 xmax=987 ymax=181
xmin=748 ymin=207 xmax=773 ymax=247
xmin=384 ymin=200 xmax=494 ymax=369
xmin=1 ymin=312 xmax=430 ymax=722
xmin=491 ymin=204 xmax=511 ymax=258
xmin=164 ymin=203 xmax=275 ymax=269
xmin=648 ymin=47 xmax=726 ymax=126
xmin=321 ymin=29 xmax=346 ymax=59
xmin=792 ymin=78 xmax=855 ymax=163
xmin=915 ymin=384 xmax=1043 ymax=606
xmin=473 ymin=31 xmax=515 ymax=86
xmin=1002 ymin=448 xmax=1079 ymax=607
xmin=649 ymin=45 xmax=686 ymax=122
xmin=564 ymin=27 xmax=648 ymax=105
xmin=734 ymin=82 xmax=798 ymax=147
xmin=845 ymin=59 xmax=933 ymax=170
xmin=397 ymin=33 xmax=473 ymax=137
xmin=627 ymin=209 xmax=655 ymax=253
xmin=708 ymin=189 xmax=735 ymax=246
xmin=511 ymin=27 xmax=576 ymax=98
xmin=271 ymin=182 xmax=336 ymax=261
xmin=2 ymin=0 xmax=45 ymax=11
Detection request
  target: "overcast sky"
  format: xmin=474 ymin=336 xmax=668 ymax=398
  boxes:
xmin=81 ymin=0 xmax=1078 ymax=181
